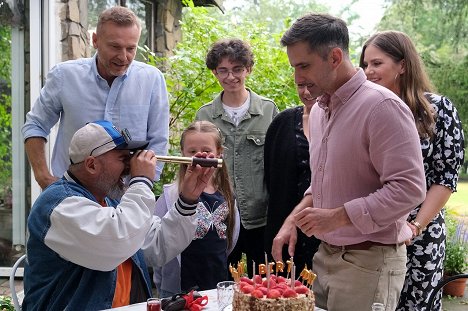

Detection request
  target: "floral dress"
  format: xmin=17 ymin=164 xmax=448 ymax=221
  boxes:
xmin=397 ymin=93 xmax=465 ymax=311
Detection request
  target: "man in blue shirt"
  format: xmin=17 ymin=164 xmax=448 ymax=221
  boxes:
xmin=22 ymin=6 xmax=169 ymax=189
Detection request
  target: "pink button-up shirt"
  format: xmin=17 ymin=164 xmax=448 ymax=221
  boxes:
xmin=305 ymin=69 xmax=425 ymax=245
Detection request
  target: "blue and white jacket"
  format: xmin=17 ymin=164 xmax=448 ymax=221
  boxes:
xmin=23 ymin=172 xmax=198 ymax=311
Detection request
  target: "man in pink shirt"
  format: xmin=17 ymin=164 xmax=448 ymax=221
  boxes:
xmin=271 ymin=13 xmax=426 ymax=311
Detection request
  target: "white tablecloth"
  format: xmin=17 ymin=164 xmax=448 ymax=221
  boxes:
xmin=101 ymin=289 xmax=326 ymax=310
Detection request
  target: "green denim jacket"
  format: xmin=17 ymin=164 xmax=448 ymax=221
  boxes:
xmin=195 ymin=89 xmax=278 ymax=229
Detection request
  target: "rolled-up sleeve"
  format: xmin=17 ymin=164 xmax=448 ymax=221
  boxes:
xmin=344 ymin=99 xmax=426 ymax=234
xmin=22 ymin=64 xmax=64 ymax=140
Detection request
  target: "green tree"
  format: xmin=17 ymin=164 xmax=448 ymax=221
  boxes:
xmin=144 ymin=5 xmax=298 ymax=192
xmin=379 ymin=0 xmax=467 ymax=51
xmin=0 ymin=25 xmax=12 ymax=203
xmin=377 ymin=0 xmax=468 ymax=161
xmin=143 ymin=2 xmax=373 ymax=192
xmin=226 ymin=0 xmax=330 ymax=34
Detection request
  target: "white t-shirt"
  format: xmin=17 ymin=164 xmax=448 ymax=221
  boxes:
xmin=222 ymin=93 xmax=251 ymax=126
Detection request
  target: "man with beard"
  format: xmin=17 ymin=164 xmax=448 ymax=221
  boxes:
xmin=23 ymin=120 xmax=214 ymax=310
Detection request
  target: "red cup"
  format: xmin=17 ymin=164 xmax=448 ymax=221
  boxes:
xmin=147 ymin=298 xmax=161 ymax=311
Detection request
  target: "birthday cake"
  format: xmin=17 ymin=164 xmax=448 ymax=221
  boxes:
xmin=232 ymin=275 xmax=315 ymax=311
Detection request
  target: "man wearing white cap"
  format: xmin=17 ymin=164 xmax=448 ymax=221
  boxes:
xmin=22 ymin=120 xmax=214 ymax=310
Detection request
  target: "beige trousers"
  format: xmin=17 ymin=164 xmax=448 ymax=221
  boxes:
xmin=312 ymin=242 xmax=407 ymax=311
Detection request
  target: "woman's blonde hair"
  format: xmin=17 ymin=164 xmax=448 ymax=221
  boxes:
xmin=360 ymin=30 xmax=435 ymax=139
xmin=178 ymin=121 xmax=236 ymax=250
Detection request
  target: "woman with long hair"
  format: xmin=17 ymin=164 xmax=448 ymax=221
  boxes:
xmin=360 ymin=30 xmax=465 ymax=311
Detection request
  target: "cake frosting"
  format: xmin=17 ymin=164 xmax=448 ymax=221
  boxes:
xmin=232 ymin=275 xmax=315 ymax=311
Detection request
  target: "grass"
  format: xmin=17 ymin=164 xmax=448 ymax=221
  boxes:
xmin=446 ymin=181 xmax=468 ymax=216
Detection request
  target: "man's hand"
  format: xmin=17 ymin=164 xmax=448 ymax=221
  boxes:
xmin=130 ymin=150 xmax=157 ymax=181
xmin=295 ymin=206 xmax=351 ymax=236
xmin=271 ymin=215 xmax=298 ymax=262
xmin=271 ymin=194 xmax=313 ymax=262
xmin=180 ymin=152 xmax=216 ymax=202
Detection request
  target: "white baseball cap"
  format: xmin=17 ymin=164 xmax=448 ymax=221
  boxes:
xmin=69 ymin=120 xmax=149 ymax=164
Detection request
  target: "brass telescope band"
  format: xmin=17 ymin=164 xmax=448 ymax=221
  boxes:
xmin=155 ymin=155 xmax=223 ymax=168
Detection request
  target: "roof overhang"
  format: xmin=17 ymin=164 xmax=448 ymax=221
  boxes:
xmin=191 ymin=0 xmax=225 ymax=13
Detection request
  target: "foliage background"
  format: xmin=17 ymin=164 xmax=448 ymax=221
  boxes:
xmin=378 ymin=0 xmax=468 ymax=162
xmin=147 ymin=0 xmax=467 ymax=193
xmin=0 ymin=0 xmax=466 ymax=196
xmin=147 ymin=0 xmax=362 ymax=193
xmin=0 ymin=25 xmax=12 ymax=202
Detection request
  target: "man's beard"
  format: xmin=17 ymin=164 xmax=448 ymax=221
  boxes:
xmin=96 ymin=172 xmax=128 ymax=201
xmin=107 ymin=181 xmax=126 ymax=200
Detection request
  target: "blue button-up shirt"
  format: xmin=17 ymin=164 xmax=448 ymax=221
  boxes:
xmin=22 ymin=53 xmax=169 ymax=179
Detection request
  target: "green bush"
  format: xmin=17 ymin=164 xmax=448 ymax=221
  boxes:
xmin=0 ymin=295 xmax=14 ymax=311
xmin=444 ymin=213 xmax=468 ymax=275
xmin=142 ymin=6 xmax=297 ymax=194
xmin=0 ymin=26 xmax=12 ymax=204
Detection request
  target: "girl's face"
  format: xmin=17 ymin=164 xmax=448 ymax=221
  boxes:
xmin=361 ymin=44 xmax=405 ymax=96
xmin=182 ymin=132 xmax=221 ymax=158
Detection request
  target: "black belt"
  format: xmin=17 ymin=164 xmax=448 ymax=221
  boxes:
xmin=325 ymin=241 xmax=405 ymax=251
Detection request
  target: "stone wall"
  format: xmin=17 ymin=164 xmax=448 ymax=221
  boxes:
xmin=154 ymin=0 xmax=183 ymax=58
xmin=57 ymin=0 xmax=183 ymax=61
xmin=58 ymin=0 xmax=91 ymax=61
xmin=57 ymin=0 xmax=221 ymax=61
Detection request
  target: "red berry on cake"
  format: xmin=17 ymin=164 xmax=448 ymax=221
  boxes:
xmin=262 ymin=279 xmax=277 ymax=288
xmin=295 ymin=286 xmax=310 ymax=294
xmin=276 ymin=276 xmax=287 ymax=284
xmin=253 ymin=275 xmax=263 ymax=284
xmin=251 ymin=289 xmax=264 ymax=299
xmin=240 ymin=276 xmax=254 ymax=285
xmin=267 ymin=289 xmax=281 ymax=299
xmin=240 ymin=284 xmax=254 ymax=294
xmin=258 ymin=287 xmax=268 ymax=295
xmin=272 ymin=286 xmax=285 ymax=295
xmin=282 ymin=288 xmax=298 ymax=298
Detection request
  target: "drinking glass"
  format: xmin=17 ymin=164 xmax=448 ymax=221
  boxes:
xmin=217 ymin=281 xmax=235 ymax=311
xmin=147 ymin=297 xmax=161 ymax=311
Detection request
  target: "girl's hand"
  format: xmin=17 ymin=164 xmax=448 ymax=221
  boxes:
xmin=179 ymin=152 xmax=216 ymax=203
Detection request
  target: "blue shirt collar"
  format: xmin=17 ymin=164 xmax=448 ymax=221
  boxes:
xmin=92 ymin=52 xmax=130 ymax=82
